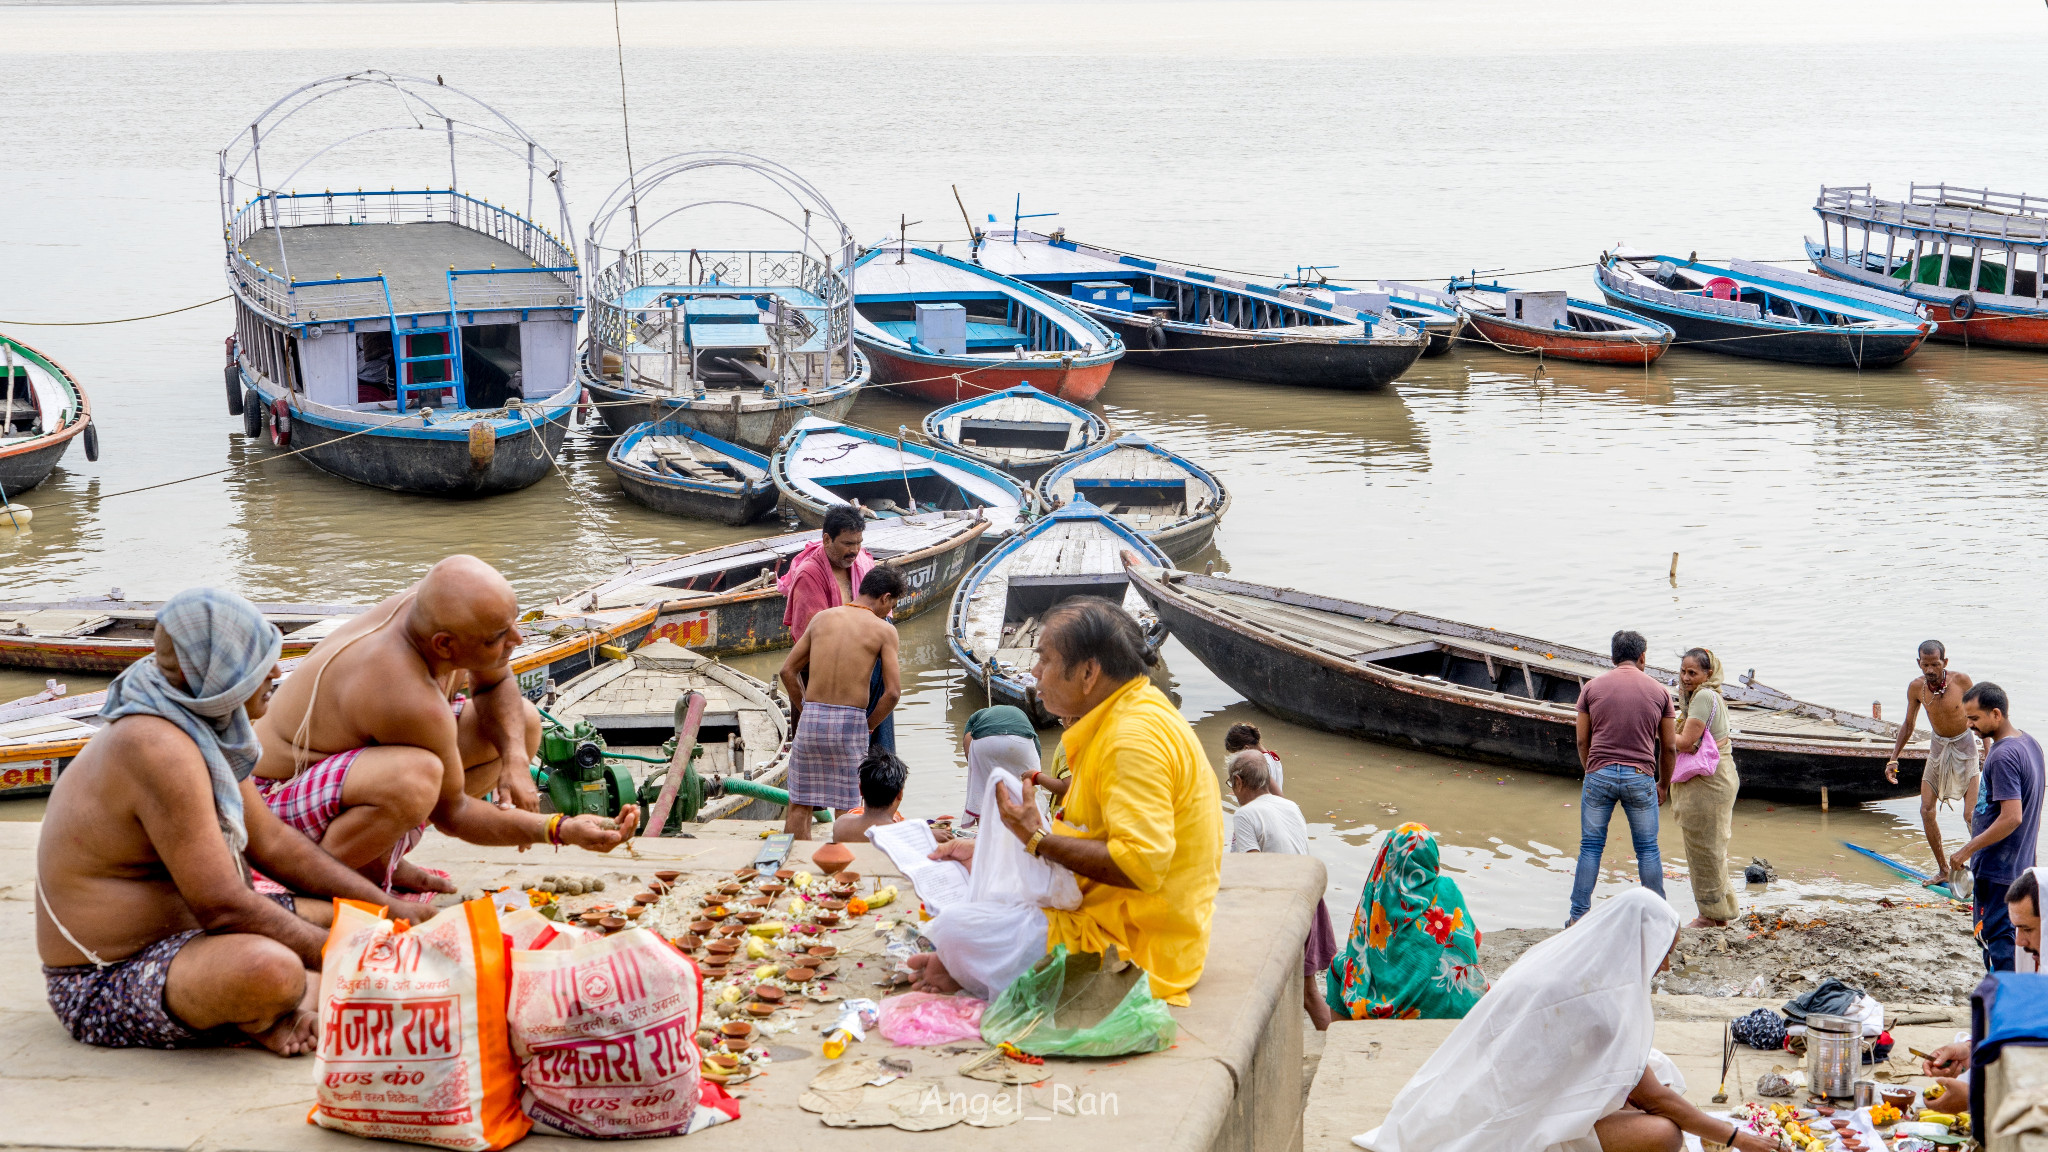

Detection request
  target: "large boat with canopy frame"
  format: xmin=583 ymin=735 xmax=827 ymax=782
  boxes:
xmin=1810 ymin=183 xmax=2048 ymax=349
xmin=219 ymin=71 xmax=584 ymax=496
xmin=578 ymin=153 xmax=868 ymax=451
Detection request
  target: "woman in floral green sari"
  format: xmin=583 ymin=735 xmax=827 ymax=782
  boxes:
xmin=1326 ymin=822 xmax=1488 ymax=1020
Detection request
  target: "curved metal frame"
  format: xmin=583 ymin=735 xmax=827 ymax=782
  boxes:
xmin=583 ymin=152 xmax=859 ymax=397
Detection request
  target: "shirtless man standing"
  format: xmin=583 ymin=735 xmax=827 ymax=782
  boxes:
xmin=1885 ymin=640 xmax=1981 ymax=886
xmin=776 ymin=566 xmax=903 ymax=838
xmin=38 ymin=589 xmax=418 ymax=1055
xmin=253 ymin=555 xmax=635 ymax=891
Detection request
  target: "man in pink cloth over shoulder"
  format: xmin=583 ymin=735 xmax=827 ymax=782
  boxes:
xmin=779 ymin=504 xmax=894 ymax=752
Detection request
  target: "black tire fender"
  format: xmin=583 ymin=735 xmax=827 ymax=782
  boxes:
xmin=1145 ymin=323 xmax=1169 ymax=350
xmin=242 ymin=389 xmax=264 ymax=438
xmin=82 ymin=421 xmax=99 ymax=463
xmin=225 ymin=364 xmax=244 ymax=416
xmin=1951 ymin=293 xmax=1976 ymax=321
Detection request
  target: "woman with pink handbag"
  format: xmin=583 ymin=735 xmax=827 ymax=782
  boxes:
xmin=1672 ymin=648 xmax=1740 ymax=927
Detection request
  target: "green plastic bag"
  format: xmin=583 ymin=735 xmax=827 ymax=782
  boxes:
xmin=979 ymin=945 xmax=1177 ymax=1058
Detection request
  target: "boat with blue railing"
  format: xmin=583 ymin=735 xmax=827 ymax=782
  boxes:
xmin=947 ymin=499 xmax=1169 ymax=723
xmin=1036 ymin=432 xmax=1226 ymax=562
xmin=770 ymin=416 xmax=1034 ymax=553
xmin=1449 ymin=278 xmax=1674 ymax=364
xmin=921 ymin=384 xmax=1108 ymax=484
xmin=579 ymin=153 xmax=868 ymax=451
xmin=1279 ymin=273 xmax=1465 ymax=357
xmin=219 ymin=71 xmax=584 ymax=496
xmin=605 ymin=421 xmax=777 ymax=525
xmin=1597 ymin=250 xmax=1930 ymax=368
xmin=851 ymin=243 xmax=1121 ymax=403
xmin=971 ymin=217 xmax=1426 ymax=389
xmin=1 ymin=333 xmax=95 ymax=501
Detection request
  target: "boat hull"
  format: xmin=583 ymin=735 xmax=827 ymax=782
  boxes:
xmin=0 ymin=631 xmax=334 ymax=674
xmin=1464 ymin=313 xmax=1670 ymax=365
xmin=1808 ymin=261 xmax=2048 ymax=349
xmin=579 ymin=366 xmax=863 ymax=451
xmin=857 ymin=341 xmax=1114 ymax=404
xmin=1597 ymin=294 xmax=1925 ymax=368
xmin=0 ymin=433 xmax=77 ymax=498
xmin=611 ymin=466 xmax=776 ymax=525
xmin=1134 ymin=573 xmax=1923 ymax=802
xmin=639 ymin=525 xmax=983 ymax=656
xmin=1093 ymin=317 xmax=1423 ymax=389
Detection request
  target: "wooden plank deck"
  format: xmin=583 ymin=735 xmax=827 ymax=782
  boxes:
xmin=962 ymin=521 xmax=1150 ymax=666
xmin=238 ymin=222 xmax=544 ymax=319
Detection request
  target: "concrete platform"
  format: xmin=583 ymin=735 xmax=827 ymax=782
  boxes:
xmin=1301 ymin=1004 xmax=1969 ymax=1150
xmin=0 ymin=823 xmax=1321 ymax=1152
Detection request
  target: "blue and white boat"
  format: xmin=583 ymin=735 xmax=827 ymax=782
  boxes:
xmin=1282 ymin=278 xmax=1465 ymax=357
xmin=579 ymin=153 xmax=868 ymax=452
xmin=946 ymin=499 xmax=1170 ymax=723
xmin=852 ymin=244 xmax=1121 ymax=404
xmin=1597 ymin=251 xmax=1930 ymax=368
xmin=220 ymin=71 xmax=583 ymax=496
xmin=920 ymin=384 xmax=1108 ymax=484
xmin=770 ymin=416 xmax=1036 ymax=550
xmin=1036 ymin=433 xmax=1226 ymax=562
xmin=974 ymin=225 xmax=1426 ymax=389
xmin=605 ymin=421 xmax=776 ymax=525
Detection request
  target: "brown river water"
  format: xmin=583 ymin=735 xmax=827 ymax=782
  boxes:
xmin=4 ymin=0 xmax=2047 ymax=928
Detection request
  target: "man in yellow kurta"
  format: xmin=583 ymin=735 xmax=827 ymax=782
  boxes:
xmin=910 ymin=596 xmax=1222 ymax=1005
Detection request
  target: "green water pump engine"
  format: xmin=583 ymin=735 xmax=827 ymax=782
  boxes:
xmin=534 ymin=711 xmax=650 ymax=819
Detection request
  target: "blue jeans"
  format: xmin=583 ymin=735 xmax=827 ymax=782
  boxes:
xmin=1977 ymin=874 xmax=2016 ymax=973
xmin=1570 ymin=765 xmax=1665 ymax=922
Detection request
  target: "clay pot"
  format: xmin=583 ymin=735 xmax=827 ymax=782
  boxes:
xmin=735 ymin=910 xmax=764 ymax=924
xmin=654 ymin=869 xmax=682 ymax=884
xmin=758 ymin=883 xmax=786 ymax=898
xmin=747 ymin=1002 xmax=776 ymax=1018
xmin=818 ymin=898 xmax=846 ymax=912
xmin=810 ymin=842 xmax=854 ymax=876
xmin=677 ymin=935 xmax=702 ymax=951
xmin=747 ymin=896 xmax=772 ymax=908
xmin=706 ymin=939 xmax=739 ymax=956
xmin=719 ymin=1020 xmax=754 ymax=1040
xmin=705 ymin=1052 xmax=739 ymax=1072
xmin=600 ymin=915 xmax=624 ymax=931
xmin=1880 ymin=1089 xmax=1915 ymax=1111
xmin=715 ymin=923 xmax=745 ymax=937
xmin=717 ymin=882 xmax=744 ymax=897
xmin=775 ymin=869 xmax=795 ymax=881
xmin=753 ymin=985 xmax=785 ymax=1003
xmin=734 ymin=868 xmax=759 ymax=882
xmin=699 ymin=964 xmax=729 ymax=980
xmin=702 ymin=905 xmax=729 ymax=919
xmin=807 ymin=945 xmax=838 ymax=960
xmin=837 ymin=872 xmax=861 ymax=885
xmin=784 ymin=966 xmax=817 ymax=983
xmin=813 ymin=913 xmax=841 ymax=927
xmin=633 ymin=891 xmax=659 ymax=905
xmin=689 ymin=920 xmax=715 ymax=935
xmin=624 ymin=906 xmax=645 ymax=919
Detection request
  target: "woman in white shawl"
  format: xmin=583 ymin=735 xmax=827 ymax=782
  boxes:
xmin=1356 ymin=889 xmax=1782 ymax=1152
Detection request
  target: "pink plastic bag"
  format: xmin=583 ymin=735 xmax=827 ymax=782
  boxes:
xmin=877 ymin=991 xmax=987 ymax=1046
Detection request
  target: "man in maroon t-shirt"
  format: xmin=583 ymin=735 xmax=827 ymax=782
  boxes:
xmin=1569 ymin=630 xmax=1677 ymax=925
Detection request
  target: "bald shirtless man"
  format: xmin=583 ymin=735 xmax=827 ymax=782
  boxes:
xmin=777 ymin=566 xmax=903 ymax=839
xmin=38 ymin=588 xmax=418 ymax=1056
xmin=253 ymin=555 xmax=636 ymax=892
xmin=1886 ymin=640 xmax=1982 ymax=887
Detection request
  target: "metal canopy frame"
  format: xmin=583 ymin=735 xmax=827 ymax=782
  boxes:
xmin=584 ymin=152 xmax=858 ymax=398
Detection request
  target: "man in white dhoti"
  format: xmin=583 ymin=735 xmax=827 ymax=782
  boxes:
xmin=1885 ymin=640 xmax=1981 ymax=886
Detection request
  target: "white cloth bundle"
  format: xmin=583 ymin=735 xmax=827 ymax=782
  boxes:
xmin=921 ymin=769 xmax=1082 ymax=1000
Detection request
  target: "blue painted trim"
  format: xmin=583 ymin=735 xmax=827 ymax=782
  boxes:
xmin=779 ymin=419 xmax=1031 ymax=506
xmin=1034 ymin=432 xmax=1224 ymax=506
xmin=242 ymin=372 xmax=573 ymax=441
xmin=607 ymin=420 xmax=772 ymax=495
xmin=1618 ymin=254 xmax=1925 ymax=332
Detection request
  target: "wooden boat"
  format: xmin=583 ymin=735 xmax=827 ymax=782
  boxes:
xmin=853 ymin=244 xmax=1121 ymax=403
xmin=545 ymin=515 xmax=985 ymax=657
xmin=606 ymin=421 xmax=776 ymax=525
xmin=1811 ymin=183 xmax=2048 ymax=349
xmin=544 ymin=640 xmax=791 ymax=823
xmin=920 ymin=385 xmax=1108 ymax=484
xmin=1598 ymin=251 xmax=1930 ymax=368
xmin=221 ymin=72 xmax=583 ymax=496
xmin=578 ymin=152 xmax=867 ymax=451
xmin=1128 ymin=565 xmax=1929 ymax=802
xmin=973 ymin=228 xmax=1427 ymax=389
xmin=771 ymin=417 xmax=1035 ymax=552
xmin=1450 ymin=279 xmax=1674 ymax=364
xmin=0 ymin=603 xmax=657 ymax=800
xmin=947 ymin=500 xmax=1168 ymax=723
xmin=0 ymin=599 xmax=363 ymax=673
xmin=1284 ymin=279 xmax=1465 ymax=357
xmin=1036 ymin=433 xmax=1226 ymax=562
xmin=0 ymin=334 xmax=95 ymax=500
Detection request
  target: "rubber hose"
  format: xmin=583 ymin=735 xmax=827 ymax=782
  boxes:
xmin=721 ymin=776 xmax=832 ymax=821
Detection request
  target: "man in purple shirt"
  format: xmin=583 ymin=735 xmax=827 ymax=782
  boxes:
xmin=1946 ymin=682 xmax=2043 ymax=972
xmin=1569 ymin=630 xmax=1677 ymax=926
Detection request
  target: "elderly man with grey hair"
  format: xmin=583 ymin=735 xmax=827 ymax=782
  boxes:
xmin=36 ymin=588 xmax=421 ymax=1056
xmin=1226 ymin=748 xmax=1335 ymax=1029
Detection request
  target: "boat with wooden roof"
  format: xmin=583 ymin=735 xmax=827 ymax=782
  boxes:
xmin=545 ymin=515 xmax=985 ymax=656
xmin=1129 ymin=565 xmax=1929 ymax=802
xmin=544 ymin=640 xmax=790 ymax=825
xmin=948 ymin=500 xmax=1168 ymax=723
xmin=1450 ymin=278 xmax=1674 ymax=364
xmin=1597 ymin=251 xmax=1931 ymax=368
xmin=0 ymin=334 xmax=95 ymax=503
xmin=605 ymin=422 xmax=775 ymax=525
xmin=852 ymin=244 xmax=1121 ymax=403
xmin=772 ymin=417 xmax=1035 ymax=552
xmin=579 ymin=153 xmax=868 ymax=451
xmin=1036 ymin=433 xmax=1226 ymax=562
xmin=973 ymin=225 xmax=1427 ymax=389
xmin=1811 ymin=183 xmax=2048 ymax=349
xmin=220 ymin=71 xmax=584 ymax=496
xmin=920 ymin=385 xmax=1108 ymax=484
xmin=0 ymin=598 xmax=363 ymax=673
xmin=0 ymin=602 xmax=657 ymax=800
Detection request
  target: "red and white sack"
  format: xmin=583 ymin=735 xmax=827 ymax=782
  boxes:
xmin=312 ymin=898 xmax=531 ymax=1151
xmin=508 ymin=926 xmax=738 ymax=1138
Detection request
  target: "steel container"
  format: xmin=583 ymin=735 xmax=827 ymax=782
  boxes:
xmin=1806 ymin=1013 xmax=1862 ymax=1097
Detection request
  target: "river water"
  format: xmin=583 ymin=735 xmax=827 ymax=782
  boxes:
xmin=5 ymin=0 xmax=2048 ymax=931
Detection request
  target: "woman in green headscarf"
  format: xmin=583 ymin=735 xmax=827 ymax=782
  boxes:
xmin=1673 ymin=647 xmax=1739 ymax=927
xmin=1326 ymin=822 xmax=1487 ymax=1020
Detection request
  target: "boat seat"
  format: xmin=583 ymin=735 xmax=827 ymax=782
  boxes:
xmin=0 ymin=611 xmax=112 ymax=638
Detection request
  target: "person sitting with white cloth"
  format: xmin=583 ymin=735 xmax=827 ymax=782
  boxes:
xmin=1356 ymin=888 xmax=1782 ymax=1152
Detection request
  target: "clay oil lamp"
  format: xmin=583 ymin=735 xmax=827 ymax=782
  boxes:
xmin=715 ymin=922 xmax=745 ymax=937
xmin=633 ymin=891 xmax=659 ymax=906
xmin=753 ymin=985 xmax=785 ymax=1005
xmin=784 ymin=966 xmax=817 ymax=983
xmin=676 ymin=934 xmax=702 ymax=952
xmin=704 ymin=1052 xmax=739 ymax=1074
xmin=706 ymin=939 xmax=740 ymax=957
xmin=758 ymin=882 xmax=786 ymax=898
xmin=717 ymin=882 xmax=744 ymax=898
xmin=624 ymin=905 xmax=645 ymax=920
xmin=689 ymin=919 xmax=715 ymax=935
xmin=818 ymin=898 xmax=846 ymax=912
xmin=813 ymin=912 xmax=841 ymax=927
xmin=837 ymin=872 xmax=861 ymax=886
xmin=747 ymin=896 xmax=772 ymax=908
xmin=735 ymin=909 xmax=765 ymax=924
xmin=775 ymin=868 xmax=795 ymax=881
xmin=600 ymin=915 xmax=625 ymax=932
xmin=654 ymin=869 xmax=682 ymax=884
xmin=733 ymin=868 xmax=759 ymax=882
xmin=746 ymin=1002 xmax=776 ymax=1018
xmin=806 ymin=945 xmax=838 ymax=960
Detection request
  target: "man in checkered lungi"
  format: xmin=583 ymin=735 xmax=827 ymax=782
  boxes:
xmin=778 ymin=565 xmax=904 ymax=839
